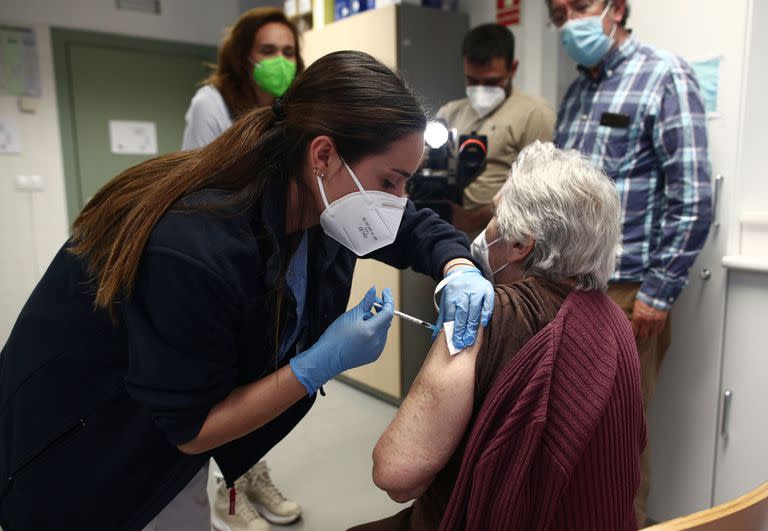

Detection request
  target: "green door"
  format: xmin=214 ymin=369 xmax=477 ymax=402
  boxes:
xmin=52 ymin=28 xmax=217 ymax=223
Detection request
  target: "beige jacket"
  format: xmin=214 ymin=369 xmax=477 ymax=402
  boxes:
xmin=437 ymin=89 xmax=556 ymax=209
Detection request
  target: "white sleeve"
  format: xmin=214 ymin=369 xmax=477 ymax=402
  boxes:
xmin=181 ymin=88 xmax=232 ymax=150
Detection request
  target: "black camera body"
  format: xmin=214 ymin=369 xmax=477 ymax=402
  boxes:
xmin=406 ymin=130 xmax=488 ymax=223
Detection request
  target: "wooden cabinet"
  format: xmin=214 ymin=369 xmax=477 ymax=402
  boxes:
xmin=302 ymin=5 xmax=468 ymax=401
xmin=342 ymin=261 xmax=404 ymax=400
xmin=338 ymin=262 xmax=438 ymax=403
xmin=714 ymin=267 xmax=768 ymax=504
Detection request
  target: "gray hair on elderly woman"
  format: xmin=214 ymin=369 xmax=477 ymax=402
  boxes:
xmin=495 ymin=140 xmax=623 ymax=291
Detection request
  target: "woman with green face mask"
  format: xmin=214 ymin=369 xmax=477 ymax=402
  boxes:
xmin=182 ymin=7 xmax=304 ymax=151
xmin=251 ymin=54 xmax=297 ymax=99
xmin=180 ymin=7 xmax=304 ymax=531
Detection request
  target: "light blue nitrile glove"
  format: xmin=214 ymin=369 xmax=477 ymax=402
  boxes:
xmin=434 ymin=266 xmax=494 ymax=350
xmin=290 ymin=287 xmax=394 ymax=395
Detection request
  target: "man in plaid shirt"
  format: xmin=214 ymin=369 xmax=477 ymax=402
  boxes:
xmin=548 ymin=0 xmax=713 ymax=524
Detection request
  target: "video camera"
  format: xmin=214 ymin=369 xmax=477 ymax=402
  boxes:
xmin=406 ymin=120 xmax=487 ymax=223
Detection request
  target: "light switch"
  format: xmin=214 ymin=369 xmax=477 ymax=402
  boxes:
xmin=15 ymin=174 xmax=30 ymax=191
xmin=14 ymin=174 xmax=43 ymax=192
xmin=27 ymin=174 xmax=43 ymax=191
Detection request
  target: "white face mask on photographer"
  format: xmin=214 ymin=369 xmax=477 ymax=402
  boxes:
xmin=471 ymin=229 xmax=508 ymax=281
xmin=317 ymin=160 xmax=407 ymax=257
xmin=466 ymin=85 xmax=506 ymax=119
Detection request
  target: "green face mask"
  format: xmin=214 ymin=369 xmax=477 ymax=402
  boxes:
xmin=251 ymin=56 xmax=297 ymax=97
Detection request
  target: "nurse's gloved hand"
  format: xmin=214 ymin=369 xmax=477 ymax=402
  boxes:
xmin=435 ymin=266 xmax=494 ymax=350
xmin=290 ymin=287 xmax=394 ymax=395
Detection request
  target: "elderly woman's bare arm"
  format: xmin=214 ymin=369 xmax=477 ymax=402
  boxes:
xmin=371 ymin=328 xmax=483 ymax=502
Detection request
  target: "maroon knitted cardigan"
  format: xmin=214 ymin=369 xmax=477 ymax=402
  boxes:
xmin=440 ymin=289 xmax=645 ymax=531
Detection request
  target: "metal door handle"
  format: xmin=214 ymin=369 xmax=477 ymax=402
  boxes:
xmin=713 ymin=174 xmax=724 ymax=228
xmin=721 ymin=389 xmax=733 ymax=440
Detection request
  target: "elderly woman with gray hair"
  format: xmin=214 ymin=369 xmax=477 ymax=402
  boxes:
xmin=350 ymin=141 xmax=645 ymax=531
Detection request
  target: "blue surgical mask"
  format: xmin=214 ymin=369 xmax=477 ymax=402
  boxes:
xmin=560 ymin=2 xmax=616 ymax=67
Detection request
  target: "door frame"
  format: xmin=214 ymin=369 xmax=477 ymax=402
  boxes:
xmin=51 ymin=27 xmax=217 ymax=224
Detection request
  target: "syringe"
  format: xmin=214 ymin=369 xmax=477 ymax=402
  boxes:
xmin=373 ymin=303 xmax=439 ymax=333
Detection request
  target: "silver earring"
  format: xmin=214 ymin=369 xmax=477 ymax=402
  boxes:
xmin=314 ymin=167 xmax=324 ymax=179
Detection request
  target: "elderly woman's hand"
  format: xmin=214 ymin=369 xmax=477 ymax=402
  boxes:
xmin=434 ymin=264 xmax=494 ymax=350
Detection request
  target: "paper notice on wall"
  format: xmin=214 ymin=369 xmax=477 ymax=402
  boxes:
xmin=0 ymin=26 xmax=41 ymax=97
xmin=109 ymin=120 xmax=158 ymax=155
xmin=689 ymin=55 xmax=722 ymax=118
xmin=0 ymin=117 xmax=22 ymax=153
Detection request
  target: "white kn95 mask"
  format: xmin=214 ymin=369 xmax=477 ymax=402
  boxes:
xmin=317 ymin=160 xmax=407 ymax=257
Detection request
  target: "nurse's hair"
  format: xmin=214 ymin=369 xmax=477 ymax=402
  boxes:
xmin=71 ymin=50 xmax=426 ymax=316
xmin=495 ymin=141 xmax=622 ymax=291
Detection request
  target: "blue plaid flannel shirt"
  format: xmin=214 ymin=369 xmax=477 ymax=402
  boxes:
xmin=555 ymin=36 xmax=713 ymax=311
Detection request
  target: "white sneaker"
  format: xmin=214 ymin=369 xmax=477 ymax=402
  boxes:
xmin=211 ymin=476 xmax=269 ymax=531
xmin=244 ymin=461 xmax=302 ymax=525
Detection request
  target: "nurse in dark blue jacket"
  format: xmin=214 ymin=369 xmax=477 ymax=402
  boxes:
xmin=0 ymin=51 xmax=494 ymax=531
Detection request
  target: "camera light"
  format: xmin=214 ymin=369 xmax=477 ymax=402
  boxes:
xmin=424 ymin=120 xmax=449 ymax=149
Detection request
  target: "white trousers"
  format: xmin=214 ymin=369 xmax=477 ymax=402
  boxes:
xmin=142 ymin=462 xmax=210 ymax=531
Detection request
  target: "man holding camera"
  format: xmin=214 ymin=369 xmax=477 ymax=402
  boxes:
xmin=436 ymin=23 xmax=556 ymax=235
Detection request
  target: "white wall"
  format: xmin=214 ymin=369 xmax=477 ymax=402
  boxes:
xmin=0 ymin=25 xmax=68 ymax=343
xmin=629 ymin=0 xmax=751 ymax=256
xmin=0 ymin=0 xmax=238 ymax=45
xmin=0 ymin=0 xmax=239 ymax=344
xmin=735 ymin=0 xmax=768 ymax=218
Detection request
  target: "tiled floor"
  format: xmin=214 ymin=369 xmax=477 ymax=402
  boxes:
xmin=208 ymin=379 xmax=408 ymax=531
